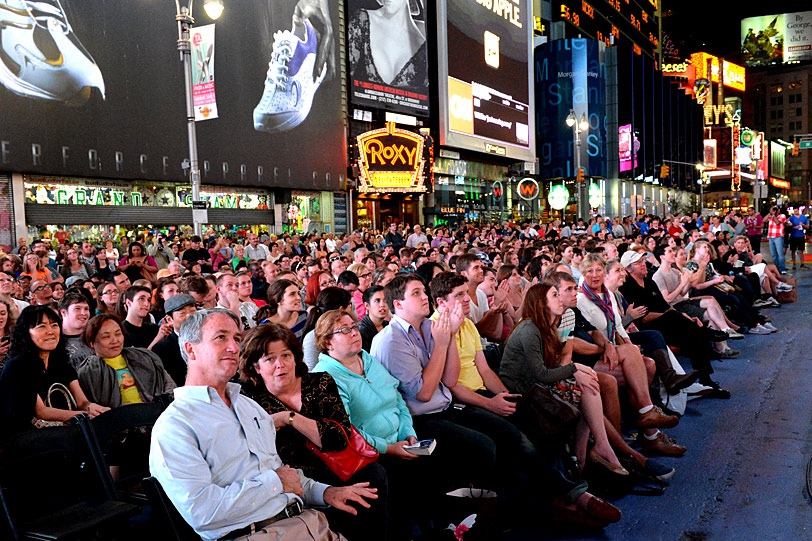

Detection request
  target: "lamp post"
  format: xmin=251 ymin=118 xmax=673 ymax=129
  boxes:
xmin=175 ymin=0 xmax=223 ymax=237
xmin=566 ymin=109 xmax=589 ymax=221
xmin=696 ymin=163 xmax=710 ymax=211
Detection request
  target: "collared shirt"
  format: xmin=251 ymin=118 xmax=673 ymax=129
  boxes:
xmin=370 ymin=314 xmax=452 ymax=416
xmin=244 ymin=243 xmax=270 ymax=261
xmin=149 ymin=383 xmax=327 ymax=541
xmin=766 ymin=214 xmax=786 ymax=238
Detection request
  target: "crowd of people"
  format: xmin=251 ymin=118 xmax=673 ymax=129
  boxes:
xmin=0 ymin=206 xmax=803 ymax=540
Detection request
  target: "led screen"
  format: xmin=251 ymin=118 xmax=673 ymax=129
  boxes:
xmin=437 ymin=0 xmax=535 ymax=161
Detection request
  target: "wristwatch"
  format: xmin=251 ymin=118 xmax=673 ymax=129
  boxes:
xmin=289 ymin=411 xmax=295 ymax=426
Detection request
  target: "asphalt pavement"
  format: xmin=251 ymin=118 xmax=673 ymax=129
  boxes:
xmin=503 ymin=263 xmax=812 ymax=540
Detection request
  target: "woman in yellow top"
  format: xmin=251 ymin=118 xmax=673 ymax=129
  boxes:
xmin=75 ymin=314 xmax=176 ymax=408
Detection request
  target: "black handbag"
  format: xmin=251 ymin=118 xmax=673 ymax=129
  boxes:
xmin=522 ymin=382 xmax=581 ymax=436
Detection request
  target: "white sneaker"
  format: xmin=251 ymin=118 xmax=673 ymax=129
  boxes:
xmin=762 ymin=322 xmax=778 ymax=333
xmin=776 ymin=283 xmax=794 ymax=292
xmin=749 ymin=324 xmax=772 ymax=335
xmin=724 ymin=328 xmax=745 ymax=340
xmin=0 ymin=0 xmax=105 ymax=102
xmin=752 ymin=299 xmax=771 ymax=308
xmin=253 ymin=19 xmax=326 ymax=133
xmin=769 ymin=297 xmax=781 ymax=306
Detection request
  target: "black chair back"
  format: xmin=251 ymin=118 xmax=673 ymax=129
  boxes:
xmin=142 ymin=476 xmax=201 ymax=541
xmin=0 ymin=418 xmax=138 ymax=540
xmin=78 ymin=402 xmax=166 ymax=504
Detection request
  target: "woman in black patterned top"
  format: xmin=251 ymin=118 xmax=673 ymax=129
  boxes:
xmin=239 ymin=323 xmax=388 ymax=541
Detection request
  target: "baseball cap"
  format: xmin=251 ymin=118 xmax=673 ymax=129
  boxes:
xmin=164 ymin=294 xmax=197 ymax=315
xmin=620 ymin=250 xmax=645 ymax=268
xmin=65 ymin=276 xmax=83 ymax=288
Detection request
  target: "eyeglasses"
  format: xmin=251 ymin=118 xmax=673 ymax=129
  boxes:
xmin=359 ymin=273 xmax=372 ymax=279
xmin=102 ymin=290 xmax=120 ymax=296
xmin=32 ymin=284 xmax=52 ymax=292
xmin=329 ymin=324 xmax=360 ymax=336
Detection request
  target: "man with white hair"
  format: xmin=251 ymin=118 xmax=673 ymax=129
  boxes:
xmin=405 ymin=225 xmax=428 ymax=248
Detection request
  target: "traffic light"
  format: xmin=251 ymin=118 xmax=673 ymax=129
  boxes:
xmin=659 ymin=164 xmax=670 ymax=178
xmin=792 ymin=141 xmax=800 ymax=156
xmin=576 ymin=167 xmax=585 ymax=182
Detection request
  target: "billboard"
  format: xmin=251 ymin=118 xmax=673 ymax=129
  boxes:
xmin=347 ymin=0 xmax=430 ymax=116
xmin=535 ymin=39 xmax=607 ymax=181
xmin=741 ymin=11 xmax=812 ymax=66
xmin=437 ymin=0 xmax=535 ymax=161
xmin=0 ymin=1 xmax=346 ymax=190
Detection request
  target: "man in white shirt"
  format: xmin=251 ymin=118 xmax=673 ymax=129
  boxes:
xmin=149 ymin=309 xmax=377 ymax=541
xmin=405 ymin=225 xmax=428 ymax=248
xmin=245 ymin=233 xmax=271 ymax=261
xmin=215 ymin=273 xmax=258 ymax=331
xmin=455 ymin=254 xmax=509 ymax=341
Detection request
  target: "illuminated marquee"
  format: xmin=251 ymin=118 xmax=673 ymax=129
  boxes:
xmin=356 ymin=122 xmax=426 ymax=193
xmin=690 ymin=52 xmax=746 ymax=92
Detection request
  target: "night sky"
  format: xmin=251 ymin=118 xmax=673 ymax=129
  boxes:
xmin=663 ymin=1 xmax=812 ymax=59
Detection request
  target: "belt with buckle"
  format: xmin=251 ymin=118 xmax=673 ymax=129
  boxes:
xmin=222 ymin=500 xmax=303 ymax=539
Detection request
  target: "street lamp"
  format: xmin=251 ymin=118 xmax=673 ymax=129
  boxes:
xmin=176 ymin=0 xmax=223 ymax=237
xmin=696 ymin=163 xmax=710 ymax=210
xmin=566 ymin=109 xmax=589 ymax=220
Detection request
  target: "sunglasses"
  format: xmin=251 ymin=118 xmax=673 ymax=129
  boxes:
xmin=32 ymin=284 xmax=52 ymax=293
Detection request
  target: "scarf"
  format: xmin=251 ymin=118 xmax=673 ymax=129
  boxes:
xmin=580 ymin=282 xmax=616 ymax=343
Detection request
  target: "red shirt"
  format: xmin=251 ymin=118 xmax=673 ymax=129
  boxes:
xmin=766 ymin=214 xmax=786 ymax=238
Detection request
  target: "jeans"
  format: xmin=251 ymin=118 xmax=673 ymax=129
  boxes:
xmin=769 ymin=236 xmax=786 ymax=273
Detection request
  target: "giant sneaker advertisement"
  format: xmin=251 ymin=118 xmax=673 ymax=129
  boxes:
xmin=0 ymin=0 xmax=346 ymax=190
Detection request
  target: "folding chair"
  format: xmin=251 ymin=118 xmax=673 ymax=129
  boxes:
xmin=77 ymin=402 xmax=166 ymax=505
xmin=0 ymin=418 xmax=139 ymax=541
xmin=141 ymin=476 xmax=201 ymax=541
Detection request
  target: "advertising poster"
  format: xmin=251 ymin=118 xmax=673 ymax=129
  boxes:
xmin=534 ymin=39 xmax=607 ymax=180
xmin=347 ymin=0 xmax=430 ymax=116
xmin=191 ymin=24 xmax=218 ymax=121
xmin=0 ymin=1 xmax=346 ymax=190
xmin=741 ymin=11 xmax=812 ymax=66
xmin=438 ymin=0 xmax=535 ymax=161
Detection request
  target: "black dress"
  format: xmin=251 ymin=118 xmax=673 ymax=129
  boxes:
xmin=0 ymin=352 xmax=78 ymax=437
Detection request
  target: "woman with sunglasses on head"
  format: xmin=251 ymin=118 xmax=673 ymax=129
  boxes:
xmin=239 ymin=322 xmax=387 ymax=541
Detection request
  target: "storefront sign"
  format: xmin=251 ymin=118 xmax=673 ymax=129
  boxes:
xmin=771 ymin=178 xmax=790 ymax=190
xmin=517 ymin=177 xmax=539 ymax=200
xmin=356 ymin=122 xmax=426 ymax=193
xmin=588 ymin=183 xmax=602 ymax=208
xmin=24 ymin=176 xmax=270 ymax=209
xmin=548 ymin=184 xmax=569 ymax=210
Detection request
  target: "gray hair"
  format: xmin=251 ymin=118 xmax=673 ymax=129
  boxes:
xmin=580 ymin=252 xmax=606 ymax=274
xmin=178 ymin=308 xmax=240 ymax=362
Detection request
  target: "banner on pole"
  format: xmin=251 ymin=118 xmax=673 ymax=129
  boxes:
xmin=191 ymin=24 xmax=218 ymax=121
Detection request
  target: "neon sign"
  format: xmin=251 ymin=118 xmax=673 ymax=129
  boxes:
xmin=356 ymin=122 xmax=426 ymax=193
